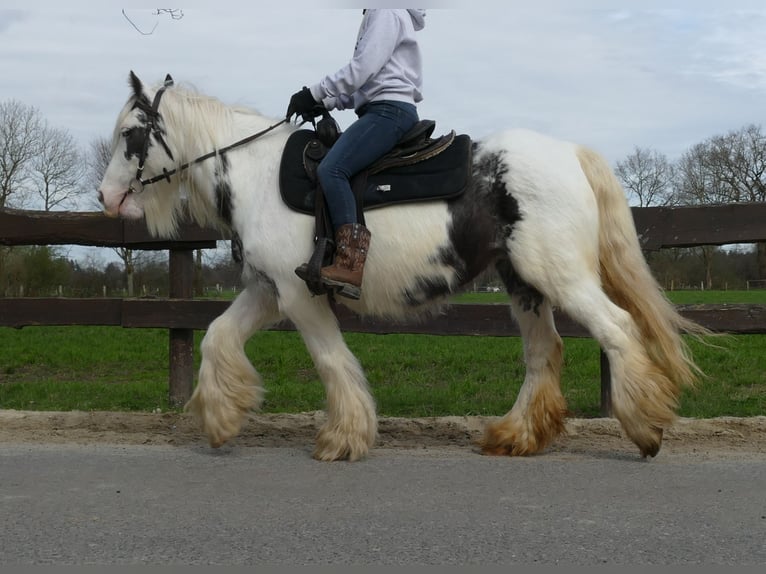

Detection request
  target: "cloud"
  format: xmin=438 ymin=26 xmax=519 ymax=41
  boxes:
xmin=1 ymin=4 xmax=765 ymax=169
xmin=0 ymin=9 xmax=26 ymax=33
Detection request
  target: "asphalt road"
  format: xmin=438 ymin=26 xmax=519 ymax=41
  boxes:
xmin=1 ymin=442 xmax=764 ymax=566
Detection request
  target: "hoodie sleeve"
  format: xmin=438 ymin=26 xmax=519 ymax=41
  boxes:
xmin=310 ymin=10 xmax=402 ymax=111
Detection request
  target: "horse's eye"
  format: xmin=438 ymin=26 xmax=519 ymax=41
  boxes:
xmin=122 ymin=126 xmax=147 ymax=161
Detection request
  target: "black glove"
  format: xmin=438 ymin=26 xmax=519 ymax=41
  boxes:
xmin=286 ymin=87 xmax=323 ymax=121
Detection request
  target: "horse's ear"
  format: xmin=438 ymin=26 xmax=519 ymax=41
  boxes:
xmin=164 ymin=74 xmax=174 ymax=87
xmin=129 ymin=70 xmax=143 ymax=98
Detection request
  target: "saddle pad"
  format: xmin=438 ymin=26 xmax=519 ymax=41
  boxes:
xmin=279 ymin=129 xmax=472 ymax=215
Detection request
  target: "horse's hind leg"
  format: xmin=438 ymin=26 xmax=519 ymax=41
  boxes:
xmin=481 ymin=263 xmax=567 ymax=456
xmin=186 ymin=281 xmax=281 ymax=448
xmin=286 ymin=298 xmax=377 ymax=462
xmin=555 ymin=279 xmax=670 ymax=457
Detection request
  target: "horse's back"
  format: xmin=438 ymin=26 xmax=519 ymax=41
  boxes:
xmin=478 ymin=127 xmax=599 ymax=225
xmin=480 ymin=128 xmax=593 ymax=191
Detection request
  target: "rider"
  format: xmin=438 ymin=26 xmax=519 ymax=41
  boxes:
xmin=287 ymin=8 xmax=426 ymax=300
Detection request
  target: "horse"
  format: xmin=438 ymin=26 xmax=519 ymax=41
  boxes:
xmin=98 ymin=72 xmax=705 ymax=461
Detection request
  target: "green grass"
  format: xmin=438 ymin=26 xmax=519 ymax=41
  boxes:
xmin=0 ymin=290 xmax=764 ymax=417
xmin=0 ymin=327 xmax=171 ymax=411
xmin=453 ymin=289 xmax=766 ymax=305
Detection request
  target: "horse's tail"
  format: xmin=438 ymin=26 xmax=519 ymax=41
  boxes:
xmin=576 ymin=146 xmax=707 ymax=394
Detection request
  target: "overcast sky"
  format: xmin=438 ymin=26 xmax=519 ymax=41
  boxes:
xmin=3 ymin=1 xmax=766 ymax=171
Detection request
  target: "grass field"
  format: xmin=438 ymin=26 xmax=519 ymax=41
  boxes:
xmin=0 ymin=290 xmax=764 ymax=418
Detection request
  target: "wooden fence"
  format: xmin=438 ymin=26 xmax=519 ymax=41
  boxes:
xmin=2 ymin=204 xmax=766 ymax=412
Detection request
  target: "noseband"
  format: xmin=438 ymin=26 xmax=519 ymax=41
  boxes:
xmin=127 ymin=74 xmax=288 ymax=195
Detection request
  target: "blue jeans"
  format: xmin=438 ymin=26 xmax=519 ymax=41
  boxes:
xmin=317 ymin=100 xmax=419 ymax=230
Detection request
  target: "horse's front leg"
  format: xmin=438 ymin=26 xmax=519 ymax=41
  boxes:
xmin=186 ymin=282 xmax=281 ymax=448
xmin=286 ymin=297 xmax=377 ymax=461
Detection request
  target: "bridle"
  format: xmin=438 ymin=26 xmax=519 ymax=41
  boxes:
xmin=127 ymin=74 xmax=288 ymax=195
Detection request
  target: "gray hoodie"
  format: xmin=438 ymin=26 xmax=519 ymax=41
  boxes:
xmin=310 ymin=9 xmax=426 ymax=112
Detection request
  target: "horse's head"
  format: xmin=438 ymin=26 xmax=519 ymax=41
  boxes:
xmin=98 ymin=71 xmax=176 ymax=220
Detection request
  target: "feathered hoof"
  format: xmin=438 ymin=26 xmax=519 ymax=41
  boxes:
xmin=479 ymin=430 xmax=539 ymax=457
xmin=479 ymin=418 xmax=555 ymax=457
xmin=313 ymin=422 xmax=376 ymax=462
xmin=201 ymin=414 xmax=245 ymax=449
xmin=185 ymin=395 xmax=249 ymax=449
xmin=480 ymin=402 xmax=567 ymax=457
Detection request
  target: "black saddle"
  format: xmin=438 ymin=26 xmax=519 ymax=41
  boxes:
xmin=279 ymin=120 xmax=472 ymax=215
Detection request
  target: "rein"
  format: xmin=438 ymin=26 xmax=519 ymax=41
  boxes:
xmin=128 ymin=77 xmax=288 ymax=194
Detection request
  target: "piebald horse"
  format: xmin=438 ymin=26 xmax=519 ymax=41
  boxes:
xmin=98 ymin=73 xmax=704 ymax=461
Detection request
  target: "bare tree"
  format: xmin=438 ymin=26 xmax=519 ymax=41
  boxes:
xmin=2 ymin=100 xmax=86 ymax=211
xmin=30 ymin=125 xmax=85 ymax=211
xmin=676 ymin=142 xmax=725 ymax=288
xmin=678 ymin=125 xmax=766 ymax=204
xmin=1 ymin=100 xmax=42 ymax=294
xmin=85 ymin=136 xmax=112 ymax=208
xmin=615 ymin=146 xmax=677 ymax=207
xmin=677 ymin=125 xmax=766 ymax=279
xmin=0 ymin=99 xmax=42 ymax=209
xmin=122 ymin=8 xmax=184 ymax=35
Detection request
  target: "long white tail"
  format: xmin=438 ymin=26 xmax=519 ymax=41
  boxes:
xmin=577 ymin=147 xmax=707 ymax=426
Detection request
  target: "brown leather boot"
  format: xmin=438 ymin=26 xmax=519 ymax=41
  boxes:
xmin=320 ymin=223 xmax=371 ymax=300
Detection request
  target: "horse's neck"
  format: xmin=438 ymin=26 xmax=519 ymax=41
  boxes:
xmin=170 ymin=105 xmax=287 ymax=228
xmin=174 ymin=107 xmax=276 ymax=165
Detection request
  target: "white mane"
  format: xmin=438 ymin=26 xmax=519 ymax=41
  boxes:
xmin=124 ymin=82 xmax=273 ymax=237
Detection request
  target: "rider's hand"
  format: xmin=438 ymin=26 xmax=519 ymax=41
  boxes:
xmin=286 ymin=87 xmax=323 ymax=121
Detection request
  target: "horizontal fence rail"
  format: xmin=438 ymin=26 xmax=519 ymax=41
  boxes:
xmin=2 ymin=298 xmax=766 ymax=336
xmin=1 ymin=204 xmax=766 ymax=411
xmin=0 ymin=208 xmax=219 ymax=250
xmin=631 ymin=203 xmax=766 ymax=250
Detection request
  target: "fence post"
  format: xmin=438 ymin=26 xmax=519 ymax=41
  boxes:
xmin=168 ymin=248 xmax=195 ymax=407
xmin=599 ymin=349 xmax=612 ymax=417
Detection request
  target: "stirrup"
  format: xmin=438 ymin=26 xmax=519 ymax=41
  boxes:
xmin=295 ymin=237 xmax=333 ymax=296
xmin=320 ymin=277 xmax=362 ymax=300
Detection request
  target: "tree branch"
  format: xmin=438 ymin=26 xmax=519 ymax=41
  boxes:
xmin=122 ymin=9 xmax=183 ymax=36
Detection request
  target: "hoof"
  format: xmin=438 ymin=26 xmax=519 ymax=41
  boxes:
xmin=479 ymin=426 xmax=533 ymax=457
xmin=314 ymin=423 xmax=375 ymax=462
xmin=480 ymin=443 xmax=516 ymax=457
xmin=639 ymin=427 xmax=663 ymax=458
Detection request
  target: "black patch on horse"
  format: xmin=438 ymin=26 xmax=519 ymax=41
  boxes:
xmin=214 ymin=154 xmax=233 ymax=227
xmin=495 ymin=255 xmax=543 ymax=316
xmin=475 ymin=147 xmax=521 ymax=239
xmin=245 ymin=264 xmax=279 ymax=298
xmin=403 ymin=275 xmax=452 ymax=307
xmin=123 ymin=126 xmax=149 ymax=161
xmin=231 ymin=231 xmax=243 ymax=264
xmin=440 ymin=148 xmax=521 ymax=288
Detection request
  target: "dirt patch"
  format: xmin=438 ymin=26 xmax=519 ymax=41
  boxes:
xmin=1 ymin=410 xmax=765 ymax=459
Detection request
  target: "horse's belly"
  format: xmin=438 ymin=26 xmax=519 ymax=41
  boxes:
xmin=349 ymin=203 xmax=460 ymax=319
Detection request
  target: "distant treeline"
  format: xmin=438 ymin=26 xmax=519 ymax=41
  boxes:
xmin=0 ymin=243 xmax=760 ymax=298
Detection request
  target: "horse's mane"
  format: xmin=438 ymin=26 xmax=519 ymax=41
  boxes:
xmin=119 ymin=81 xmax=268 ymax=238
